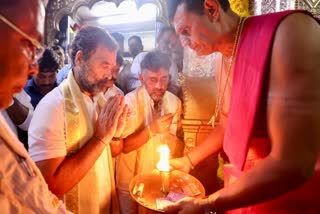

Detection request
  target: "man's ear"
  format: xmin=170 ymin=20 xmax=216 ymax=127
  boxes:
xmin=75 ymin=50 xmax=83 ymax=66
xmin=139 ymin=73 xmax=144 ymax=84
xmin=204 ymin=0 xmax=220 ymax=22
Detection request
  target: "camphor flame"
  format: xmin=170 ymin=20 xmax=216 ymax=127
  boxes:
xmin=156 ymin=144 xmax=170 ymax=172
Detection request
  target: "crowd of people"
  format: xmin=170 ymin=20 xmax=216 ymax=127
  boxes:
xmin=0 ymin=0 xmax=320 ymax=213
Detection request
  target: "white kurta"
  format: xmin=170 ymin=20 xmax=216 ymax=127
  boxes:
xmin=28 ymin=77 xmax=114 ymax=213
xmin=0 ymin=90 xmax=33 ymax=135
xmin=0 ymin=114 xmax=67 ymax=213
xmin=116 ymin=86 xmax=182 ymax=214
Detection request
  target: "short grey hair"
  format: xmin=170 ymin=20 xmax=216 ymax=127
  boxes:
xmin=141 ymin=51 xmax=171 ymax=72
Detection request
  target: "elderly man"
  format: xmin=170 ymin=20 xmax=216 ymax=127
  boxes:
xmin=0 ymin=0 xmax=67 ymax=212
xmin=127 ymin=27 xmax=182 ymax=97
xmin=28 ymin=26 xmax=127 ymax=214
xmin=116 ymin=50 xmax=182 ymax=214
xmin=165 ymin=0 xmax=320 ymax=213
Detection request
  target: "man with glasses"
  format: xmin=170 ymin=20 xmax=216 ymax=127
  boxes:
xmin=0 ymin=0 xmax=67 ymax=212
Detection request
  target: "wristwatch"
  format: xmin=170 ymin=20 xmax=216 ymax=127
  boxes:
xmin=111 ymin=137 xmax=121 ymax=142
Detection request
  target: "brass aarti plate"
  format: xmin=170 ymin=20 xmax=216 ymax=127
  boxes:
xmin=129 ymin=170 xmax=205 ymax=212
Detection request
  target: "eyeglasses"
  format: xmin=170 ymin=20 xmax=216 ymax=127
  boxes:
xmin=0 ymin=14 xmax=44 ymax=64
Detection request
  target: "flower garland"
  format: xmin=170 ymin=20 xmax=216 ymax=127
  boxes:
xmin=230 ymin=0 xmax=250 ymax=16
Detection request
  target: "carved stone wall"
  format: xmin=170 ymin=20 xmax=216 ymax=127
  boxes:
xmin=180 ymin=0 xmax=320 ymax=148
xmin=252 ymin=0 xmax=320 ymax=17
xmin=45 ymin=0 xmax=168 ymax=44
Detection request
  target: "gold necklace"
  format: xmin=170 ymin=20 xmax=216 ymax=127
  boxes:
xmin=209 ymin=16 xmax=247 ymax=127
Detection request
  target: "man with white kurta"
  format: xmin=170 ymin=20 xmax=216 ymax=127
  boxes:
xmin=116 ymin=50 xmax=183 ymax=213
xmin=28 ymin=26 xmax=127 ymax=214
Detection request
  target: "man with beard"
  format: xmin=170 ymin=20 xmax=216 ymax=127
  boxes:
xmin=127 ymin=27 xmax=182 ymax=97
xmin=28 ymin=26 xmax=128 ymax=214
xmin=116 ymin=50 xmax=183 ymax=214
xmin=25 ymin=48 xmax=59 ymax=108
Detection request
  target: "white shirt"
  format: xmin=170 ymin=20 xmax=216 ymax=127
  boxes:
xmin=28 ymin=84 xmax=114 ymax=212
xmin=0 ymin=90 xmax=33 ymax=135
xmin=0 ymin=114 xmax=68 ymax=213
xmin=116 ymin=86 xmax=181 ymax=213
xmin=28 ymin=86 xmax=101 ymax=162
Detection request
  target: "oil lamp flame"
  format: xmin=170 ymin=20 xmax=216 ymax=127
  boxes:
xmin=157 ymin=144 xmax=171 ymax=194
xmin=157 ymin=145 xmax=170 ymax=172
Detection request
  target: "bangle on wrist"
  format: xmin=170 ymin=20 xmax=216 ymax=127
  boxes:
xmin=186 ymin=152 xmax=195 ymax=169
xmin=94 ymin=135 xmax=107 ymax=146
xmin=147 ymin=125 xmax=155 ymax=139
xmin=112 ymin=137 xmax=121 ymax=142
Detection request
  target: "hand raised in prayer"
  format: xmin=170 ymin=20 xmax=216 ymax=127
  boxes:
xmin=149 ymin=113 xmax=174 ymax=134
xmin=95 ymin=95 xmax=127 ymax=143
xmin=114 ymin=97 xmax=128 ymax=138
xmin=170 ymin=156 xmax=193 ymax=173
xmin=164 ymin=197 xmax=203 ymax=214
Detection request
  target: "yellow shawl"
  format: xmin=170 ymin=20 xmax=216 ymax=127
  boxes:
xmin=61 ymin=72 xmax=119 ymax=214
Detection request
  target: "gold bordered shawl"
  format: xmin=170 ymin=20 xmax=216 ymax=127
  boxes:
xmin=61 ymin=71 xmax=119 ymax=214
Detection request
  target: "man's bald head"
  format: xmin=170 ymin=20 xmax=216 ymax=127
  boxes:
xmin=0 ymin=0 xmax=45 ymax=109
xmin=0 ymin=0 xmax=44 ymax=23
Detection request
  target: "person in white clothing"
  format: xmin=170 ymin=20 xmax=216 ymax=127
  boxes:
xmin=117 ymin=50 xmax=183 ymax=214
xmin=0 ymin=90 xmax=34 ymax=149
xmin=28 ymin=26 xmax=127 ymax=214
xmin=0 ymin=0 xmax=68 ymax=212
xmin=0 ymin=90 xmax=33 ymax=136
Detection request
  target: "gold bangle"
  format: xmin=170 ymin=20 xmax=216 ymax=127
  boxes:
xmin=186 ymin=153 xmax=195 ymax=169
xmin=94 ymin=135 xmax=107 ymax=146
